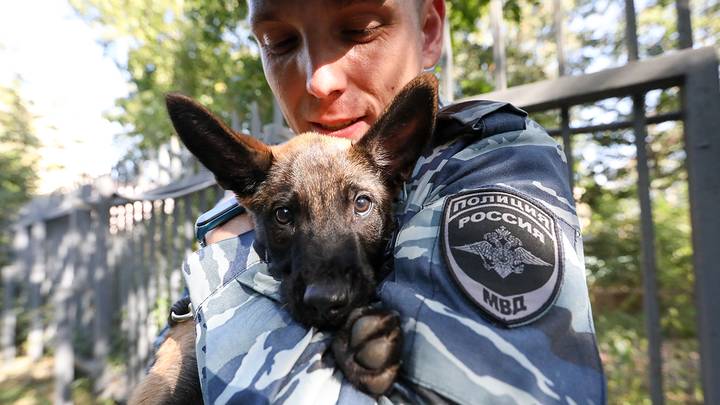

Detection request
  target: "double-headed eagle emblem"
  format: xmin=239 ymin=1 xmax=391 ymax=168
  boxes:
xmin=453 ymin=226 xmax=551 ymax=278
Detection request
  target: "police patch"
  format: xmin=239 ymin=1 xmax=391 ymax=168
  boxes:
xmin=441 ymin=188 xmax=563 ymax=327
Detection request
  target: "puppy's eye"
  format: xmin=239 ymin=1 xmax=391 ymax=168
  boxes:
xmin=354 ymin=195 xmax=373 ymax=216
xmin=275 ymin=207 xmax=293 ymax=225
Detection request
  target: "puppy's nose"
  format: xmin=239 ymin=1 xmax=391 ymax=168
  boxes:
xmin=303 ymin=284 xmax=348 ymax=314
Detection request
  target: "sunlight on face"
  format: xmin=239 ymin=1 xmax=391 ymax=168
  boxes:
xmin=248 ymin=0 xmax=443 ymax=141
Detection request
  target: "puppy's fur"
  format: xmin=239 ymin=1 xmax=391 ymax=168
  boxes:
xmin=128 ymin=321 xmax=202 ymax=405
xmin=129 ymin=73 xmax=438 ymax=403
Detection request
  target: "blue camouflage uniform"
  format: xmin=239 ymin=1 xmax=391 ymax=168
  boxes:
xmin=181 ymin=99 xmax=606 ymax=404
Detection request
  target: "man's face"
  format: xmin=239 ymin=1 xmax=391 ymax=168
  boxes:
xmin=249 ymin=0 xmax=443 ymax=141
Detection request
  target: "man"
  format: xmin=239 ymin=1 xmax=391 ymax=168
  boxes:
xmin=181 ymin=0 xmax=605 ymax=403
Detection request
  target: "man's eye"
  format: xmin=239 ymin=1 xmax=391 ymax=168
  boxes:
xmin=341 ymin=21 xmax=382 ymax=43
xmin=354 ymin=195 xmax=373 ymax=217
xmin=275 ymin=207 xmax=293 ymax=225
xmin=261 ymin=33 xmax=298 ymax=55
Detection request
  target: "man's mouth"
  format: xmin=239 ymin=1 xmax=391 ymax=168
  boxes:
xmin=310 ymin=117 xmax=368 ymax=140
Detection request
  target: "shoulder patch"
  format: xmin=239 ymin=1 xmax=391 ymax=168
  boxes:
xmin=440 ymin=188 xmax=563 ymax=327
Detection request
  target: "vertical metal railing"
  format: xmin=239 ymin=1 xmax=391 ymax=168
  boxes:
xmin=682 ymin=48 xmax=720 ymax=405
xmin=490 ymin=0 xmax=507 ymax=90
xmin=624 ymin=2 xmax=664 ymax=403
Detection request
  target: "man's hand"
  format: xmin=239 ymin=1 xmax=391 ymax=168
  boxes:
xmin=205 ymin=212 xmax=254 ymax=244
xmin=332 ymin=307 xmax=403 ymax=396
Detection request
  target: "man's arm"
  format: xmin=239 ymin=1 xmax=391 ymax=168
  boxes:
xmin=205 ymin=213 xmax=253 ymax=244
xmin=377 ymin=102 xmax=605 ymax=404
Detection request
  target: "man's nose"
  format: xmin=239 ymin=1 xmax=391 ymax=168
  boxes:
xmin=305 ymin=60 xmax=347 ymax=99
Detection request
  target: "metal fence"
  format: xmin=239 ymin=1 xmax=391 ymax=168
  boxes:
xmin=2 ymin=164 xmax=220 ymax=402
xmin=0 ymin=110 xmax=294 ymax=402
xmin=0 ymin=30 xmax=717 ymax=405
xmin=475 ymin=46 xmax=720 ymax=404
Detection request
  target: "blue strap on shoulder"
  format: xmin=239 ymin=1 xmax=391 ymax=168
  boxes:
xmin=195 ymin=195 xmax=246 ymax=246
xmin=436 ymin=100 xmax=527 ymax=141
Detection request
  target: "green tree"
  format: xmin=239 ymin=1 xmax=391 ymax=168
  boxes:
xmin=0 ymin=82 xmax=40 ymax=265
xmin=71 ymin=0 xmax=271 ymax=151
xmin=72 ymin=0 xmax=539 ymax=152
xmin=447 ymin=0 xmax=543 ymax=98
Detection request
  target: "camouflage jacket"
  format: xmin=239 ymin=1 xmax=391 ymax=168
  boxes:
xmin=182 ymin=100 xmax=606 ymax=404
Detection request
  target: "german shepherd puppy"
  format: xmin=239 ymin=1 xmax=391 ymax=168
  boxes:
xmin=129 ymin=73 xmax=438 ymax=404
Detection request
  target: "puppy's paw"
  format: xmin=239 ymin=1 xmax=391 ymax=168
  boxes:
xmin=168 ymin=296 xmax=193 ymax=326
xmin=331 ymin=307 xmax=402 ymax=396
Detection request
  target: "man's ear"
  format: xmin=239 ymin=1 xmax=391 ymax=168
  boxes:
xmin=354 ymin=73 xmax=438 ymax=183
xmin=165 ymin=93 xmax=273 ymax=197
xmin=420 ymin=0 xmax=446 ymax=69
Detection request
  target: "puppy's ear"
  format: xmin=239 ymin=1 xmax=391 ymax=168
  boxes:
xmin=165 ymin=93 xmax=273 ymax=197
xmin=354 ymin=73 xmax=438 ymax=183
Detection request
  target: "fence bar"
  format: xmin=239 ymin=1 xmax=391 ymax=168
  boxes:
xmin=626 ymin=6 xmax=664 ymax=402
xmin=675 ymin=0 xmax=693 ymax=49
xmin=273 ymin=97 xmax=283 ymax=127
xmin=545 ymin=111 xmax=683 ymax=137
xmin=683 ymin=49 xmax=720 ymax=405
xmin=137 ymin=205 xmax=150 ymax=380
xmin=76 ymin=211 xmax=93 ymax=363
xmin=171 ymin=197 xmax=184 ymax=296
xmin=1 ymin=266 xmax=18 ymax=362
xmin=559 ymin=107 xmax=574 ymax=189
xmin=127 ymin=205 xmax=141 ymax=385
xmin=490 ymin=0 xmax=507 ymax=90
xmin=632 ymin=93 xmax=665 ymax=405
xmin=164 ymin=199 xmax=174 ymax=300
xmin=54 ymin=212 xmax=77 ymax=405
xmin=156 ymin=200 xmax=169 ymax=309
xmin=2 ymin=227 xmax=29 ymax=362
xmin=112 ymin=206 xmax=127 ymax=355
xmin=92 ymin=201 xmax=112 ymax=373
xmin=28 ymin=222 xmax=46 ymax=360
xmin=441 ymin=10 xmax=454 ymax=102
xmin=185 ymin=194 xmax=196 ymax=255
xmin=148 ymin=200 xmax=160 ymax=322
xmin=200 ymin=187 xmax=210 ymax=214
xmin=625 ymin=0 xmax=640 ymax=61
xmin=553 ymin=0 xmax=572 ymax=191
xmin=553 ymin=0 xmax=566 ymax=76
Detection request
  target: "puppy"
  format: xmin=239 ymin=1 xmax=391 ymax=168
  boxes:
xmin=129 ymin=73 xmax=438 ymax=404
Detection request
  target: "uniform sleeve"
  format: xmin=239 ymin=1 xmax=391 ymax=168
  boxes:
xmin=378 ymin=118 xmax=606 ymax=404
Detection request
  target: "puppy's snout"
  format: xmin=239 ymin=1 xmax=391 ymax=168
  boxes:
xmin=303 ymin=284 xmax=348 ymax=315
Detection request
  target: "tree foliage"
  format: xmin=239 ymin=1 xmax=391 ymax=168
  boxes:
xmin=70 ymin=0 xmax=271 ymax=151
xmin=0 ymin=82 xmax=39 ymax=264
xmin=70 ymin=0 xmax=541 ymax=152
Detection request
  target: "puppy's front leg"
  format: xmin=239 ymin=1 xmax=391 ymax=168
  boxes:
xmin=331 ymin=307 xmax=403 ymax=396
xmin=128 ymin=313 xmax=201 ymax=405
